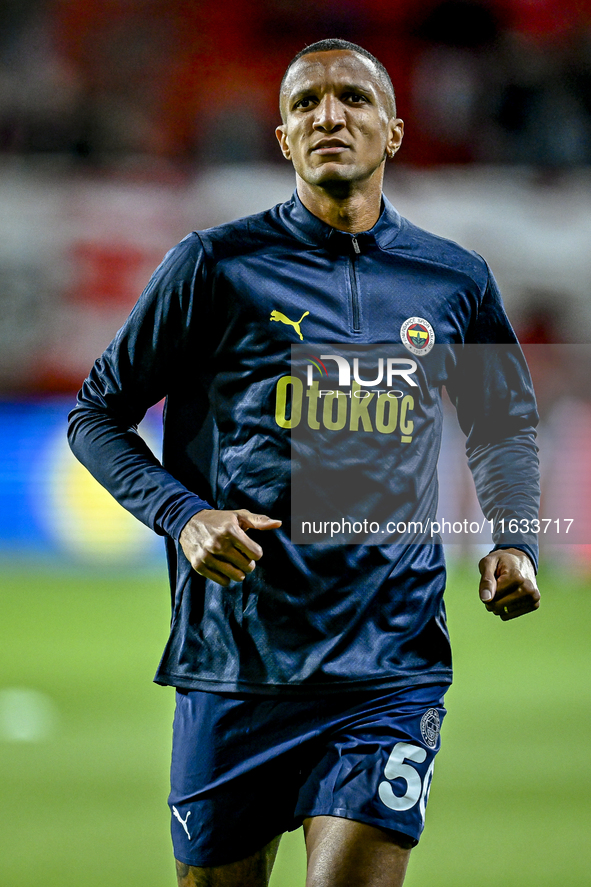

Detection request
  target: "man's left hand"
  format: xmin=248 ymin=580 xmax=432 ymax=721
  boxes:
xmin=478 ymin=548 xmax=540 ymax=620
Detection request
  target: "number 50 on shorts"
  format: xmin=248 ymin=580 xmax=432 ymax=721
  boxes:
xmin=378 ymin=741 xmax=435 ymax=826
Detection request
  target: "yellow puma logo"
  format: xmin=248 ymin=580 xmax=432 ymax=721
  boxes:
xmin=269 ymin=309 xmax=310 ymax=341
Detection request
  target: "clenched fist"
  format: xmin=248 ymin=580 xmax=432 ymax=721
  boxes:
xmin=179 ymin=509 xmax=282 ymax=587
xmin=478 ymin=548 xmax=540 ymax=620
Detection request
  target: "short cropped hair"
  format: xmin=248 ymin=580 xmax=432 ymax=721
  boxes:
xmin=280 ymin=38 xmax=396 ymax=119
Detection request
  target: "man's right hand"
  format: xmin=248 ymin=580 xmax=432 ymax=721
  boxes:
xmin=179 ymin=509 xmax=282 ymax=587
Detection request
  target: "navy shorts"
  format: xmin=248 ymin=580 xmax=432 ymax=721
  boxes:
xmin=169 ymin=683 xmax=448 ymax=867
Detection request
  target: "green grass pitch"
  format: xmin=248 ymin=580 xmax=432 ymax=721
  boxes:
xmin=0 ymin=559 xmax=589 ymax=886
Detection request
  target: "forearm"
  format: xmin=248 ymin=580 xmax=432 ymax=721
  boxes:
xmin=468 ymin=431 xmax=540 ymax=570
xmin=68 ymin=403 xmax=212 ymax=540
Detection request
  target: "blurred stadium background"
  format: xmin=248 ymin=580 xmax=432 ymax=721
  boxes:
xmin=1 ymin=1 xmax=590 ymax=885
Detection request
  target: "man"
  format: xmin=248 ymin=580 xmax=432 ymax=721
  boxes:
xmin=68 ymin=38 xmax=540 ymax=887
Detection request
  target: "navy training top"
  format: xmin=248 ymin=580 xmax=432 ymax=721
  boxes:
xmin=68 ymin=193 xmax=539 ymax=695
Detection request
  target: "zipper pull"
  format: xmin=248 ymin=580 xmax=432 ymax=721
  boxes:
xmin=351 ymin=235 xmax=361 ymax=255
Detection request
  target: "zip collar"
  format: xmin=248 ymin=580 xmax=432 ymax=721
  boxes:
xmin=278 ymin=190 xmax=403 ymax=252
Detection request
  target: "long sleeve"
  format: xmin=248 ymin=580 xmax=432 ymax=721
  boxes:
xmin=67 ymin=235 xmax=213 ymax=541
xmin=447 ymin=267 xmax=540 ymax=569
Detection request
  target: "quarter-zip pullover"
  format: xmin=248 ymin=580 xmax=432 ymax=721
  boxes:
xmin=68 ymin=192 xmax=539 ymax=694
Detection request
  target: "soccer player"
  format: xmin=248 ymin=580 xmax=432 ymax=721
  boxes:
xmin=68 ymin=38 xmax=541 ymax=887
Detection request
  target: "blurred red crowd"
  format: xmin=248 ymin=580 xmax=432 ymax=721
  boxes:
xmin=2 ymin=0 xmax=591 ymax=166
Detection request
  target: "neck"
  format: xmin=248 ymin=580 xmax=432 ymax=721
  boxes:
xmin=295 ymin=174 xmax=384 ymax=233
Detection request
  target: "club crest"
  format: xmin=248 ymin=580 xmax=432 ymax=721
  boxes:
xmin=400 ymin=317 xmax=435 ymax=355
xmin=420 ymin=708 xmax=441 ymax=748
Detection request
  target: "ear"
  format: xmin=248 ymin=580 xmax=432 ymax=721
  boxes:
xmin=275 ymin=125 xmax=291 ymax=160
xmin=385 ymin=118 xmax=404 ymax=160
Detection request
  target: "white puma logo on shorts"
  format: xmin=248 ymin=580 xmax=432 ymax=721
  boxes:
xmin=172 ymin=805 xmax=192 ymax=840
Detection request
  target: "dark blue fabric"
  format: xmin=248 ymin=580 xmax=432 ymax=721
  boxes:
xmin=67 ymin=192 xmax=539 ymax=694
xmin=169 ymin=683 xmax=448 ymax=866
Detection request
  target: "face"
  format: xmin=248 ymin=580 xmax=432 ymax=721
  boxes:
xmin=276 ymin=50 xmax=403 ymax=190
